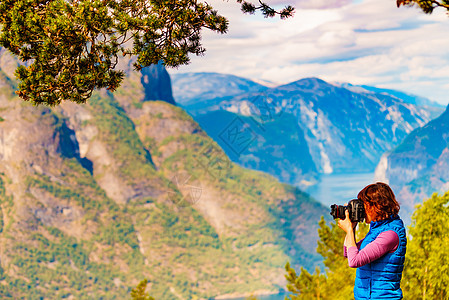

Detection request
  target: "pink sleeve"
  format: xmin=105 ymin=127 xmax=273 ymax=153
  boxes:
xmin=343 ymin=239 xmax=364 ymax=258
xmin=347 ymin=230 xmax=399 ymax=268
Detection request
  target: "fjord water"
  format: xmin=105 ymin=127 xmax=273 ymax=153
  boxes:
xmin=306 ymin=172 xmax=376 ymax=207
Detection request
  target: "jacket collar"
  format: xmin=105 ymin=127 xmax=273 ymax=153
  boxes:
xmin=370 ymin=214 xmax=400 ymax=229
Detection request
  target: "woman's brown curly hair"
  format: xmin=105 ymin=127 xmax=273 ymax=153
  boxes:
xmin=357 ymin=182 xmax=400 ymax=222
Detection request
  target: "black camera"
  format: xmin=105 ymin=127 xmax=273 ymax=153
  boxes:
xmin=330 ymin=199 xmax=366 ymax=223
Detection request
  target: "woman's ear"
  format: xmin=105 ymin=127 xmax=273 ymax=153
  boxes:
xmin=363 ymin=202 xmax=373 ymax=222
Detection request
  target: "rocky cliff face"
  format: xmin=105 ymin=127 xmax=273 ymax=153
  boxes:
xmin=375 ymin=106 xmax=449 ymax=221
xmin=141 ymin=61 xmax=176 ymax=105
xmin=0 ymin=51 xmax=327 ymax=299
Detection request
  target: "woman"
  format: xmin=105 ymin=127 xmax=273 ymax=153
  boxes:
xmin=338 ymin=182 xmax=407 ymax=300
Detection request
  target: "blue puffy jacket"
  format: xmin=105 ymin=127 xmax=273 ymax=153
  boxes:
xmin=354 ymin=215 xmax=407 ymax=300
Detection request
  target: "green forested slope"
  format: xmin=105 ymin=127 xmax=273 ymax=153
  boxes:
xmin=0 ymin=54 xmax=328 ymax=299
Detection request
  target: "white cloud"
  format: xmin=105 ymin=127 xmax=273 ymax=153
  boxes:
xmin=169 ymin=0 xmax=449 ymax=104
xmin=294 ymin=0 xmax=352 ymax=9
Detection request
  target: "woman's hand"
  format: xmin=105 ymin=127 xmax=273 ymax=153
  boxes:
xmin=339 ymin=207 xmax=358 ymax=248
xmin=338 ymin=209 xmax=357 ymax=234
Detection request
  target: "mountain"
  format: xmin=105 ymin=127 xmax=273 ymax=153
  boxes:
xmin=337 ymin=82 xmax=444 ymax=108
xmin=375 ymin=105 xmax=449 ymax=221
xmin=170 ymin=72 xmax=269 ymax=106
xmin=171 ymin=74 xmax=442 ymax=190
xmin=195 ymin=110 xmax=318 ymax=188
xmin=0 ymin=51 xmax=328 ymax=299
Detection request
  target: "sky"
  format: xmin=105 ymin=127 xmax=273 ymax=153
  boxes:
xmin=168 ymin=0 xmax=449 ymax=105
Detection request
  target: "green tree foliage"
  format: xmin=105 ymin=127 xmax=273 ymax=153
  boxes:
xmin=402 ymin=192 xmax=449 ymax=299
xmin=285 ymin=192 xmax=449 ymax=299
xmin=284 ymin=217 xmax=368 ymax=299
xmin=130 ymin=279 xmax=155 ymax=300
xmin=396 ymin=0 xmax=449 ymax=14
xmin=0 ymin=0 xmax=294 ymax=106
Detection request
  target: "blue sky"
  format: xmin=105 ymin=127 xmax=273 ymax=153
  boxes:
xmin=168 ymin=0 xmax=449 ymax=105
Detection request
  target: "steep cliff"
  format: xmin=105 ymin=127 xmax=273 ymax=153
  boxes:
xmin=141 ymin=61 xmax=176 ymax=105
xmin=0 ymin=52 xmax=328 ymax=299
xmin=375 ymin=105 xmax=449 ymax=220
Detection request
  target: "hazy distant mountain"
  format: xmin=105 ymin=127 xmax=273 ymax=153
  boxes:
xmin=375 ymin=105 xmax=449 ymax=220
xmin=171 ymin=74 xmax=441 ymax=190
xmin=170 ymin=72 xmax=268 ymax=106
xmin=337 ymin=82 xmax=444 ymax=108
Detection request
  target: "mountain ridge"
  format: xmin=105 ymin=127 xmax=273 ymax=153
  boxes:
xmin=172 ymin=72 xmax=443 ymax=190
xmin=170 ymin=72 xmax=269 ymax=106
